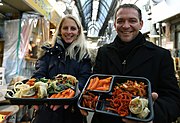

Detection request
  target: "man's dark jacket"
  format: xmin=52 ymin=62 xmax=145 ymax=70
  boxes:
xmin=92 ymin=33 xmax=180 ymax=123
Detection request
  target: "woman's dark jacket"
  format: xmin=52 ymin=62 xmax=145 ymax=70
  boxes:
xmin=92 ymin=33 xmax=180 ymax=123
xmin=32 ymin=38 xmax=92 ymax=123
xmin=32 ymin=38 xmax=92 ymax=90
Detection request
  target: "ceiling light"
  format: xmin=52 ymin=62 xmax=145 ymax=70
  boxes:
xmin=0 ymin=0 xmax=3 ymax=6
xmin=92 ymin=0 xmax=99 ymax=21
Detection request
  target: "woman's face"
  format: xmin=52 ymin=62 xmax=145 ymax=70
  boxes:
xmin=60 ymin=18 xmax=80 ymax=43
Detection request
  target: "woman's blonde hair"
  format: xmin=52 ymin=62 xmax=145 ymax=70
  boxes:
xmin=38 ymin=14 xmax=90 ymax=61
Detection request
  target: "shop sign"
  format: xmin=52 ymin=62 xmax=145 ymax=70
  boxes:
xmin=23 ymin=0 xmax=61 ymax=26
xmin=50 ymin=10 xmax=61 ymax=27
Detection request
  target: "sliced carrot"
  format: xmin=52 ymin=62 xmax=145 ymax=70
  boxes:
xmin=61 ymin=88 xmax=70 ymax=95
xmin=55 ymin=92 xmax=62 ymax=98
xmin=66 ymin=89 xmax=75 ymax=98
xmin=90 ymin=77 xmax=99 ymax=90
xmin=50 ymin=93 xmax=57 ymax=98
xmin=99 ymin=77 xmax=112 ymax=84
xmin=87 ymin=78 xmax=94 ymax=90
xmin=28 ymin=78 xmax=36 ymax=82
xmin=94 ymin=86 xmax=108 ymax=91
xmin=106 ymin=77 xmax=112 ymax=81
xmin=26 ymin=81 xmax=35 ymax=86
xmin=103 ymin=83 xmax=110 ymax=88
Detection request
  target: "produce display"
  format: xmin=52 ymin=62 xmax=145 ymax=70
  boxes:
xmin=78 ymin=74 xmax=154 ymax=122
xmin=5 ymin=74 xmax=79 ymax=105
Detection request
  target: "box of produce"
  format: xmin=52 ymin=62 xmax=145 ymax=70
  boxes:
xmin=5 ymin=74 xmax=79 ymax=105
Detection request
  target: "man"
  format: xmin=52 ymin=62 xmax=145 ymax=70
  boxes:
xmin=92 ymin=3 xmax=180 ymax=123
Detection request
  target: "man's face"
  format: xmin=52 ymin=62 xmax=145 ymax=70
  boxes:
xmin=114 ymin=8 xmax=143 ymax=42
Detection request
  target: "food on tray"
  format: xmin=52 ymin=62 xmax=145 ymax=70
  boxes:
xmin=129 ymin=96 xmax=148 ymax=114
xmin=6 ymin=74 xmax=78 ymax=99
xmin=55 ymin=74 xmax=78 ymax=86
xmin=104 ymin=80 xmax=149 ymax=118
xmin=78 ymin=75 xmax=153 ymax=122
xmin=86 ymin=76 xmax=112 ymax=91
xmin=118 ymin=80 xmax=147 ymax=97
xmin=49 ymin=88 xmax=75 ymax=98
xmin=47 ymin=74 xmax=78 ymax=96
xmin=129 ymin=96 xmax=150 ymax=119
xmin=7 ymin=81 xmax=48 ymax=98
xmin=9 ymin=76 xmax=27 ymax=86
xmin=81 ymin=91 xmax=98 ymax=110
xmin=105 ymin=87 xmax=132 ymax=116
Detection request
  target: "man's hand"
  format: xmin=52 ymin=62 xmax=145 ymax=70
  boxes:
xmin=151 ymin=92 xmax=158 ymax=102
xmin=122 ymin=92 xmax=158 ymax=123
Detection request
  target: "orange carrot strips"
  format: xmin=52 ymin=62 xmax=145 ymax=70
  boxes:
xmin=87 ymin=78 xmax=95 ymax=90
xmin=90 ymin=77 xmax=99 ymax=90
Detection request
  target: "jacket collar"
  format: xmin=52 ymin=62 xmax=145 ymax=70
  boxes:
xmin=105 ymin=35 xmax=155 ymax=74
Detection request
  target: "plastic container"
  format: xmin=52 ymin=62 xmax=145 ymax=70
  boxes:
xmin=78 ymin=74 xmax=154 ymax=122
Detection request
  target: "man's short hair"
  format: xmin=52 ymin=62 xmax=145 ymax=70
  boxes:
xmin=115 ymin=4 xmax=142 ymax=21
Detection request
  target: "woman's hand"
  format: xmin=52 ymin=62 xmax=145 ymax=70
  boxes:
xmin=33 ymin=105 xmax=69 ymax=111
xmin=50 ymin=105 xmax=69 ymax=111
xmin=122 ymin=92 xmax=158 ymax=123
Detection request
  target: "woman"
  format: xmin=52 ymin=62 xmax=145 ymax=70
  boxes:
xmin=32 ymin=14 xmax=92 ymax=123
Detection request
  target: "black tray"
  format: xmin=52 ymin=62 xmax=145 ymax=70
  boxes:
xmin=78 ymin=74 xmax=154 ymax=122
xmin=5 ymin=83 xmax=79 ymax=105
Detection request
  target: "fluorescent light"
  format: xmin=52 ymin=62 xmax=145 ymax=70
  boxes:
xmin=92 ymin=0 xmax=99 ymax=21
